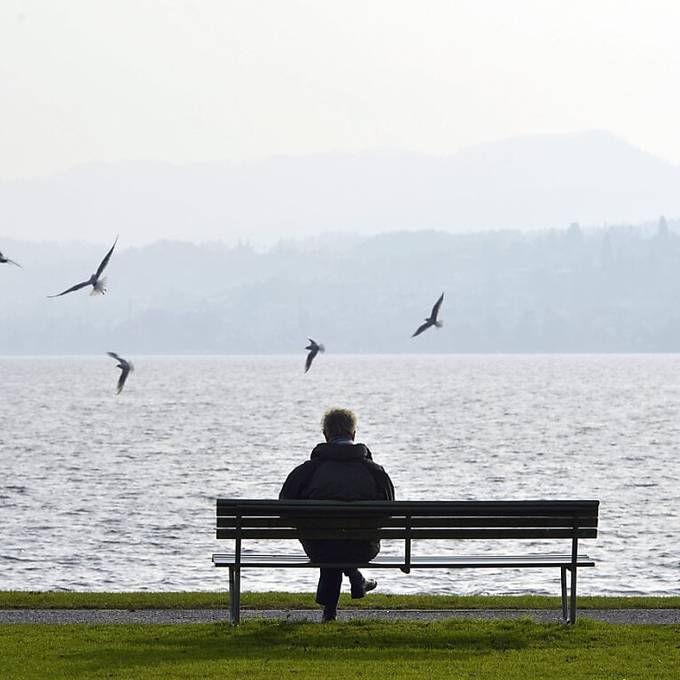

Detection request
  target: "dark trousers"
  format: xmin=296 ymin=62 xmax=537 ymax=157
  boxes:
xmin=315 ymin=567 xmax=362 ymax=607
xmin=301 ymin=539 xmax=380 ymax=608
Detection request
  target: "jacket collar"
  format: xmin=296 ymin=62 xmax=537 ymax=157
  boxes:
xmin=310 ymin=442 xmax=370 ymax=460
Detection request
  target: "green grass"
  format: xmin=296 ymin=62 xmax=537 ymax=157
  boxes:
xmin=1 ymin=590 xmax=679 ymax=610
xmin=0 ymin=619 xmax=678 ymax=679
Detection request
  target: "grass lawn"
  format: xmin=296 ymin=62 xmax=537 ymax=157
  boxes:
xmin=0 ymin=618 xmax=678 ymax=679
xmin=2 ymin=590 xmax=679 ymax=610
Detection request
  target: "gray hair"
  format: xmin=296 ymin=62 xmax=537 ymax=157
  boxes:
xmin=322 ymin=407 xmax=357 ymax=438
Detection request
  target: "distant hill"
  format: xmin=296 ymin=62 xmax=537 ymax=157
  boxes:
xmin=2 ymin=222 xmax=680 ymax=354
xmin=1 ymin=131 xmax=679 ymax=245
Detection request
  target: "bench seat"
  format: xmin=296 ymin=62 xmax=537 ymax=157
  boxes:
xmin=213 ymin=552 xmax=595 ymax=569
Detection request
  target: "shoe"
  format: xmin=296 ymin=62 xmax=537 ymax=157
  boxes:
xmin=321 ymin=606 xmax=337 ymax=622
xmin=351 ymin=577 xmax=378 ymax=599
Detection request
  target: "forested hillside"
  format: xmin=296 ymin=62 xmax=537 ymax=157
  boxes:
xmin=2 ymin=219 xmax=680 ymax=353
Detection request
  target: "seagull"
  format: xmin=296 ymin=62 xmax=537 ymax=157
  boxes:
xmin=48 ymin=236 xmax=118 ymax=297
xmin=304 ymin=337 xmax=325 ymax=373
xmin=107 ymin=352 xmax=134 ymax=394
xmin=0 ymin=250 xmax=22 ymax=267
xmin=412 ymin=292 xmax=444 ymax=337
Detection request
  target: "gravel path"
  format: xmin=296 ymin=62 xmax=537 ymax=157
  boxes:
xmin=1 ymin=609 xmax=679 ymax=625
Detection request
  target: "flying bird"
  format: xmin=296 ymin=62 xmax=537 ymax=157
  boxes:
xmin=48 ymin=237 xmax=118 ymax=297
xmin=0 ymin=250 xmax=22 ymax=267
xmin=412 ymin=292 xmax=444 ymax=337
xmin=107 ymin=352 xmax=134 ymax=394
xmin=304 ymin=337 xmax=325 ymax=373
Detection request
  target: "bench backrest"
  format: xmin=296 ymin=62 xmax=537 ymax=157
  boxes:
xmin=216 ymin=499 xmax=599 ymax=541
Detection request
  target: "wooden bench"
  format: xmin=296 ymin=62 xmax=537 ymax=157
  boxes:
xmin=213 ymin=498 xmax=599 ymax=625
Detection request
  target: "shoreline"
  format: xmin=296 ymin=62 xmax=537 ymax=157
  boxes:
xmin=2 ymin=591 xmax=679 ymax=611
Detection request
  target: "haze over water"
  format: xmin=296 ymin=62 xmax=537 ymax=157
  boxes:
xmin=2 ymin=354 xmax=678 ymax=596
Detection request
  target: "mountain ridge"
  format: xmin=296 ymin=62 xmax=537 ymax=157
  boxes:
xmin=1 ymin=131 xmax=678 ymax=246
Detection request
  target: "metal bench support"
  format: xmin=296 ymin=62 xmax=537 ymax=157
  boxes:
xmin=229 ymin=566 xmax=241 ymax=625
xmin=559 ymin=565 xmax=578 ymax=624
xmin=569 ymin=535 xmax=578 ymax=624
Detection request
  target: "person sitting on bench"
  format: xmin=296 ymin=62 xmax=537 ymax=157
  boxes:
xmin=279 ymin=407 xmax=395 ymax=622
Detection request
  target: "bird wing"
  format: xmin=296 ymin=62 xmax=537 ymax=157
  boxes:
xmin=305 ymin=347 xmax=318 ymax=372
xmin=107 ymin=351 xmax=121 ymax=361
xmin=412 ymin=320 xmax=431 ymax=337
xmin=6 ymin=258 xmax=22 ymax=268
xmin=47 ymin=280 xmax=91 ymax=297
xmin=430 ymin=292 xmax=444 ymax=320
xmin=117 ymin=366 xmax=130 ymax=393
xmin=95 ymin=236 xmax=118 ymax=278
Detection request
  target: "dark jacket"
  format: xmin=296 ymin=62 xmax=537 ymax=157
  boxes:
xmin=279 ymin=442 xmax=394 ymax=502
xmin=279 ymin=442 xmax=395 ymax=562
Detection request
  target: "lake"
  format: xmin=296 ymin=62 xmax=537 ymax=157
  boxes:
xmin=1 ymin=354 xmax=678 ymax=596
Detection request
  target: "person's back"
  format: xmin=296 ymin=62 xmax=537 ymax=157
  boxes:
xmin=280 ymin=407 xmax=394 ymax=621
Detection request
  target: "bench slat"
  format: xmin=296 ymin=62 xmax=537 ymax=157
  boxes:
xmin=212 ymin=552 xmax=596 ymax=569
xmin=217 ymin=499 xmax=599 ymax=518
xmin=216 ymin=528 xmax=598 ymax=540
xmin=216 ymin=516 xmax=598 ymax=529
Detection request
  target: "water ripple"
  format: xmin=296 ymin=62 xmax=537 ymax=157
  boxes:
xmin=1 ymin=354 xmax=679 ymax=595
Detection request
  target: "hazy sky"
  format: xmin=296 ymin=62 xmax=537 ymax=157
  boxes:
xmin=2 ymin=0 xmax=680 ymax=181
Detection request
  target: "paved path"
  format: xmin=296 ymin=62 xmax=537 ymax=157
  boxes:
xmin=1 ymin=609 xmax=679 ymax=625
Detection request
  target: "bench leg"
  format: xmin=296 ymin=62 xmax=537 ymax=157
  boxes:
xmin=229 ymin=567 xmax=241 ymax=626
xmin=560 ymin=567 xmax=568 ymax=622
xmin=569 ymin=566 xmax=577 ymax=625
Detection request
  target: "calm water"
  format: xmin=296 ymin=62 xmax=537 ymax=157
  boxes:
xmin=1 ymin=354 xmax=679 ymax=596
